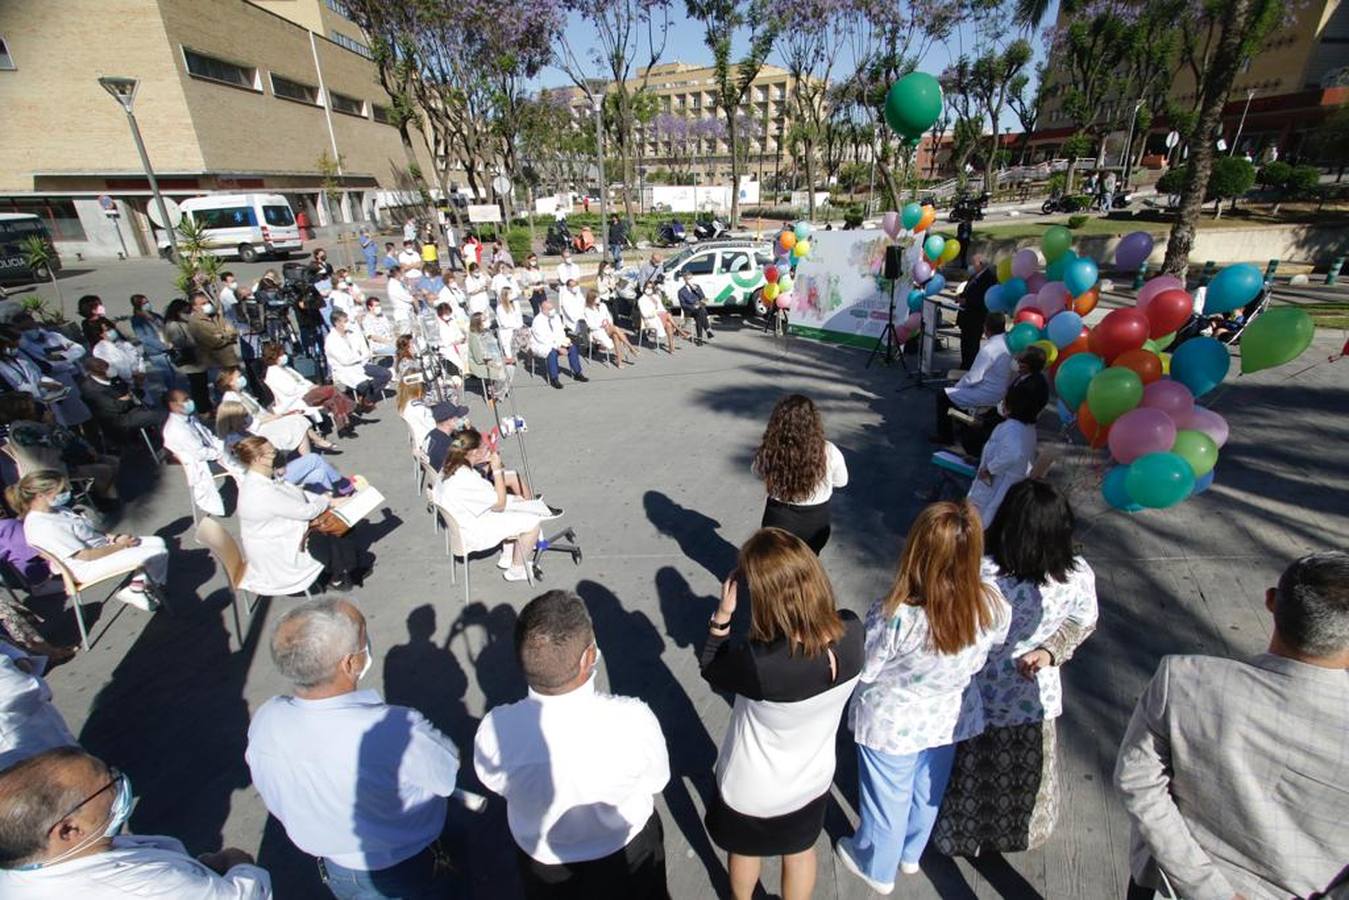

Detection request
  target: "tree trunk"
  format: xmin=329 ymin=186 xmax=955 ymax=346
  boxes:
xmin=728 ymin=112 xmax=742 ymax=227
xmin=805 ymin=138 xmax=817 ymax=221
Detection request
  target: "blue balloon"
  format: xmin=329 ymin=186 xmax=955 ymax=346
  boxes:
xmin=1103 ymin=465 xmax=1143 ymax=512
xmin=985 ymin=284 xmax=1008 ymax=313
xmin=924 ymin=273 xmax=947 ymax=296
xmin=794 ymin=221 xmax=812 ymax=241
xmin=776 ymin=261 xmax=792 ymax=277
xmin=1045 ymin=248 xmax=1077 ymax=283
xmin=1191 ymin=469 xmax=1215 ymax=496
xmin=1055 ymin=397 xmax=1073 ymax=425
xmin=907 ymin=288 xmax=925 ymax=312
xmin=1002 ymin=277 xmax=1028 ymax=302
xmin=1046 ymin=310 xmax=1085 ymax=349
xmin=1064 ymin=256 xmax=1100 ymax=296
xmin=1204 ymin=263 xmax=1263 ymax=315
xmin=1170 ymin=336 xmax=1231 ymax=398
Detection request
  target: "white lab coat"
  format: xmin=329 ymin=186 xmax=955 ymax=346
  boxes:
xmin=401 ymin=401 xmax=437 ymax=449
xmin=92 ymin=338 xmax=143 ymax=384
xmin=638 ymin=293 xmax=666 ymax=333
xmin=529 ymin=311 xmax=568 ymax=358
xmin=264 ymin=365 xmax=317 ymax=415
xmin=162 ymin=412 xmax=243 ymax=517
xmin=324 ymin=328 xmax=372 ymax=391
xmin=237 ymin=471 xmax=327 ymax=596
xmin=0 ymin=641 xmax=76 ymax=770
xmin=967 ymin=418 xmax=1036 ymax=527
xmin=555 ymin=261 xmax=580 ymax=285
xmin=436 ymin=317 xmax=468 ymax=373
xmin=557 ymin=287 xmax=586 ymax=331
xmin=329 ymin=288 xmax=356 ymax=318
xmin=465 ymin=274 xmax=491 ymax=318
xmin=946 ymin=334 xmax=1014 ymax=409
xmin=433 ymin=467 xmax=548 ymax=552
xmin=582 ymin=304 xmax=615 ymax=350
xmin=496 ymin=301 xmax=524 ymax=357
xmin=221 ymin=390 xmax=309 ymax=452
xmin=0 ymin=834 xmax=272 ymax=899
xmin=386 ymin=278 xmax=416 ymax=328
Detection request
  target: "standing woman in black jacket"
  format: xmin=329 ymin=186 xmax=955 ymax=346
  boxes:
xmin=752 ymin=394 xmax=848 ymax=554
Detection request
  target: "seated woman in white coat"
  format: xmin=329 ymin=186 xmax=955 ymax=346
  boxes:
xmin=233 ymin=437 xmax=365 ymax=594
xmin=216 ymin=367 xmax=331 ymax=454
xmin=10 ymin=471 xmax=168 ymax=612
xmin=582 ymin=289 xmax=638 ymax=368
xmin=637 ymin=283 xmax=689 ymax=353
xmin=494 ymin=287 xmax=525 ymax=364
xmin=434 ymin=302 xmax=470 ymax=375
xmin=215 ymin=402 xmax=354 ymax=498
xmin=396 ymin=374 xmax=437 ymax=450
xmin=432 ymin=429 xmax=560 ymax=583
xmin=968 ymin=386 xmax=1041 ymax=527
xmin=262 ymin=342 xmax=357 ymax=436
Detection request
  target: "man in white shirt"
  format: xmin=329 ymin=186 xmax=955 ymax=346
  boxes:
xmin=0 ymin=641 xmax=76 ymax=770
xmin=217 ymin=271 xmax=243 ymax=325
xmin=932 ymin=313 xmax=1013 ymax=445
xmin=162 ymin=389 xmax=242 ymax=517
xmin=247 ymin=597 xmax=460 ymax=899
xmin=327 ymin=271 xmax=356 ymax=319
xmin=529 ymin=299 xmax=588 ymax=390
xmin=402 ymin=217 xmax=418 ymax=244
xmin=0 ymin=747 xmax=271 ymax=899
xmin=554 ymin=250 xmax=580 ymax=288
xmin=397 ymin=240 xmax=422 ymax=271
xmin=475 ymin=590 xmax=670 ymax=898
xmin=385 ymin=267 xmax=417 ymax=333
xmin=358 ymin=296 xmax=397 ymax=358
xmin=325 ymin=311 xmax=391 ymax=410
xmin=557 ymin=278 xmax=586 ymax=333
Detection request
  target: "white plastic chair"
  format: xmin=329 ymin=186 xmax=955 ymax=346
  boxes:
xmin=193 ymin=517 xmax=253 ymax=649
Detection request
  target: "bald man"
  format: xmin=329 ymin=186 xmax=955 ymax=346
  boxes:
xmin=245 ymin=597 xmax=460 ymax=899
xmin=0 ymin=747 xmax=269 ymax=898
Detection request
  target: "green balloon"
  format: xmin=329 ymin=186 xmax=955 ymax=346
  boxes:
xmin=1238 ymin=307 xmax=1315 ymax=374
xmin=1006 ymin=322 xmax=1042 ymax=354
xmin=1126 ymin=452 xmax=1196 ymax=508
xmin=1054 ymin=351 xmax=1104 ymax=410
xmin=1086 ymin=366 xmax=1143 ymax=425
xmin=1171 ymin=429 xmax=1218 ymax=477
xmin=1042 ymin=225 xmax=1073 ymax=262
xmin=1045 ymin=248 xmax=1077 ymax=282
xmin=884 ymin=72 xmax=943 ymax=139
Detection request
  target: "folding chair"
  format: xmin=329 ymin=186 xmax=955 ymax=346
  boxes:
xmin=637 ymin=318 xmax=668 ymax=351
xmin=193 ymin=517 xmax=253 ymax=649
xmin=139 ymin=427 xmax=162 ymax=465
xmin=33 ymin=548 xmax=148 ymax=651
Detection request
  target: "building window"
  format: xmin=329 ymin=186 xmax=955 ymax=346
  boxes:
xmin=329 ymin=91 xmax=365 ymax=117
xmin=372 ymin=104 xmax=391 ymax=124
xmin=1 ymin=199 xmax=87 ymax=241
xmin=330 ymin=30 xmax=372 ymax=59
xmin=271 ymin=74 xmax=319 ymax=105
xmin=324 ymin=0 xmax=350 ymax=17
xmin=0 ymin=36 xmax=15 ymax=70
xmin=183 ymin=48 xmax=256 ymax=89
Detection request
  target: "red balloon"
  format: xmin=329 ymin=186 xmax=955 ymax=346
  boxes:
xmin=1144 ymin=289 xmax=1193 ymax=338
xmin=764 ymin=266 xmax=779 ymax=284
xmin=1088 ymin=308 xmax=1150 ymax=363
xmin=1014 ymin=308 xmax=1046 ymax=330
xmin=1112 ymin=348 xmax=1163 ymax=384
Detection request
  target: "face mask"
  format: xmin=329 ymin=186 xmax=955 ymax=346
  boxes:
xmin=94 ymin=306 xmax=106 ymax=317
xmin=278 ymin=354 xmax=289 ymax=366
xmin=18 ymin=772 xmax=133 ymax=871
xmin=201 ymin=303 xmax=215 ymax=315
xmin=371 ymin=307 xmax=383 ymax=316
xmin=181 ymin=399 xmax=196 ymax=415
xmin=52 ymin=490 xmax=72 ymax=507
xmin=357 ymin=638 xmax=373 ymax=681
xmin=105 ymin=331 xmax=119 ymax=342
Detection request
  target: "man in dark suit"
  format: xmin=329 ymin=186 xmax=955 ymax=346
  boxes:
xmin=956 ymin=255 xmax=997 ymax=370
xmin=676 ymin=271 xmax=714 ymax=344
xmin=79 ymin=357 xmax=166 ymax=443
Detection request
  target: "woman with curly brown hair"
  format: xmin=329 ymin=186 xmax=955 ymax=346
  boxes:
xmin=752 ymin=394 xmax=848 ymax=554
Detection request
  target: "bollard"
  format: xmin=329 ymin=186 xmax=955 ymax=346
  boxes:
xmin=1264 ymin=259 xmax=1279 ymax=284
xmin=1133 ymin=261 xmax=1149 ymax=290
xmin=1198 ymin=260 xmax=1217 ymax=286
xmin=1327 ymin=255 xmax=1345 ymax=286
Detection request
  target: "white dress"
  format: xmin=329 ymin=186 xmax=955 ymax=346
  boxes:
xmin=222 ymin=389 xmax=309 ymax=452
xmin=436 ymin=317 xmax=468 ymax=372
xmin=967 ymin=419 xmax=1037 ymax=527
xmin=237 ymin=470 xmax=327 ymax=596
xmin=496 ymin=302 xmax=525 ymax=357
xmin=433 ymin=467 xmax=547 ymax=552
xmin=582 ymin=304 xmax=615 ymax=350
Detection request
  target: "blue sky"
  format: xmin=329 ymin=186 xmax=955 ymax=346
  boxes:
xmin=534 ymin=1 xmax=1061 ymax=130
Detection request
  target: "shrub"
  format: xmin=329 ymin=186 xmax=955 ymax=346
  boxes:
xmin=1206 ymin=156 xmax=1256 ymax=203
xmin=1066 ymin=214 xmax=1090 ymax=229
xmin=843 ymin=204 xmax=864 ymax=229
xmin=1257 ymin=160 xmax=1292 ymax=190
xmin=505 ymin=226 xmax=533 ymax=261
xmin=1047 ymin=172 xmax=1067 ymax=195
xmin=1286 ymin=164 xmax=1322 ymax=197
xmin=1155 ymin=167 xmax=1186 ymax=195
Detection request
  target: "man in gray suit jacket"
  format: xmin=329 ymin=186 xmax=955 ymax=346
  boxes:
xmin=1114 ymin=552 xmax=1349 ymax=900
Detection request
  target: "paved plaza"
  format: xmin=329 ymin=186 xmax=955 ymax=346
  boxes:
xmin=14 ymin=260 xmax=1349 ymax=898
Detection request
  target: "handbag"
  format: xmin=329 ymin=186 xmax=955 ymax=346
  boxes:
xmin=308 ymin=508 xmax=350 ymax=537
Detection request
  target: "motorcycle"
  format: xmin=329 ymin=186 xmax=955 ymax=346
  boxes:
xmin=657 ymin=219 xmax=691 ymax=247
xmin=544 ymin=220 xmax=572 ymax=256
xmin=693 ymin=217 xmax=729 ymax=242
xmin=572 ymin=226 xmax=597 ymax=254
xmin=1040 ymin=192 xmax=1092 ymax=215
xmin=948 ymin=192 xmax=990 ymax=222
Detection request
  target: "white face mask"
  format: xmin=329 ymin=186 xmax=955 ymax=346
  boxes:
xmin=357 ymin=638 xmax=373 ymax=682
xmin=277 ymin=354 xmax=289 ymax=366
xmin=201 ymin=303 xmax=215 ymax=315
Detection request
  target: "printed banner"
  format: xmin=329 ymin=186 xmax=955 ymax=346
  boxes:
xmin=788 ymin=230 xmax=913 ymax=349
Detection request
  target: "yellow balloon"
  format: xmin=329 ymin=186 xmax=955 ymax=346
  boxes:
xmin=996 ymin=256 xmax=1013 ymax=283
xmin=1030 ymin=339 xmax=1058 ymax=365
xmin=939 ymin=238 xmax=961 ymax=263
xmin=792 ymin=239 xmax=811 ymax=258
xmin=1159 ymin=351 xmax=1171 ymax=375
xmin=763 ymin=282 xmax=779 ymax=300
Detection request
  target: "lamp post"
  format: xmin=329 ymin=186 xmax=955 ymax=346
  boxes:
xmin=98 ymin=76 xmax=178 ymax=261
xmin=593 ymin=94 xmax=607 ymax=241
xmin=1121 ymin=99 xmax=1144 ymax=186
xmin=1231 ymin=89 xmax=1257 ymax=157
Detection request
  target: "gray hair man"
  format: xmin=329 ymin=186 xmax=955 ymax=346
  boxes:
xmin=245 ymin=597 xmax=460 ymax=900
xmin=474 ymin=590 xmax=669 ymax=897
xmin=1115 ymin=552 xmax=1349 ymax=899
xmin=0 ymin=746 xmax=270 ymax=897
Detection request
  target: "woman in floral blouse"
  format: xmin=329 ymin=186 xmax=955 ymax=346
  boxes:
xmin=932 ymin=479 xmax=1098 ymax=857
xmin=835 ymin=500 xmax=1010 ymax=895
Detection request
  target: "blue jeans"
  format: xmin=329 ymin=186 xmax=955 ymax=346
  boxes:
xmin=609 ymin=243 xmax=623 ymax=268
xmin=363 ymin=248 xmax=379 ymax=276
xmin=544 ymin=345 xmax=582 ymax=382
xmin=846 ymin=743 xmax=956 ymax=882
xmin=318 ymin=845 xmax=450 ymax=900
xmin=284 ymin=454 xmax=346 ymax=493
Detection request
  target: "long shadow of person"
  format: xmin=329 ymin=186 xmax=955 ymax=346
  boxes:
xmin=383 ymin=604 xmax=474 ymax=750
xmin=578 ymin=577 xmax=730 ymax=896
xmin=643 ymin=490 xmax=738 ymax=584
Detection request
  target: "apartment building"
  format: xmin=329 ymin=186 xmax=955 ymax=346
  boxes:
xmin=0 ymin=0 xmax=433 ymax=258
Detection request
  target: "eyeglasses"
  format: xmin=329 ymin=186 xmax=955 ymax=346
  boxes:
xmin=49 ymin=768 xmax=123 ymax=831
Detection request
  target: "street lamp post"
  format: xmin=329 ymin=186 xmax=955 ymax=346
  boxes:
xmin=593 ymin=94 xmax=607 ymax=245
xmin=1231 ymin=89 xmax=1257 ymax=157
xmin=1121 ymin=99 xmax=1144 ymax=186
xmin=98 ymin=76 xmax=178 ymax=261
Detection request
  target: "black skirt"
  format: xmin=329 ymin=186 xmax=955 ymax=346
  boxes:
xmin=761 ymin=498 xmax=832 ymax=554
xmin=705 ymin=785 xmax=828 ymax=857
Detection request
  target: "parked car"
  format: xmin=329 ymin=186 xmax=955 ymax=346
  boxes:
xmin=0 ymin=214 xmax=61 ymax=285
xmin=179 ymin=193 xmax=303 ymax=262
xmin=650 ymin=240 xmax=777 ymax=316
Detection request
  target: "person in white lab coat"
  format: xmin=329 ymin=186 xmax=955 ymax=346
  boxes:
xmin=434 ymin=303 xmax=469 ymax=375
xmin=0 ymin=747 xmax=272 ymax=899
xmin=215 ymin=367 xmax=321 ymax=454
xmin=582 ymin=290 xmax=638 ymax=367
xmin=556 ymin=279 xmax=586 ymax=333
xmin=529 ymin=300 xmax=588 ymax=390
xmin=385 ymin=268 xmax=418 ymax=334
xmin=324 ymin=312 xmax=391 ymax=409
xmin=0 ymin=640 xmax=77 ymax=770
xmin=495 ymin=288 xmax=525 ymax=364
xmin=933 ymin=314 xmax=1013 ymax=445
xmin=234 ymin=436 xmax=364 ymax=594
xmin=489 ymin=263 xmax=520 ymax=317
xmin=967 ymin=385 xmax=1040 ymax=527
xmin=162 ymin=390 xmax=244 ymax=518
xmin=464 ymin=263 xmax=492 ymax=321
xmin=89 ymin=319 xmax=147 ymax=392
xmin=554 ymin=250 xmax=580 ymax=288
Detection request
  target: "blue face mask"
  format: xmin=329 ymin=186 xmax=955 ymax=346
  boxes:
xmin=181 ymin=399 xmax=196 ymax=415
xmin=51 ymin=490 xmax=72 ymax=507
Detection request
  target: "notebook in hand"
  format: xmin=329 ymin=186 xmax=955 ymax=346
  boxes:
xmin=333 ymin=486 xmax=386 ymax=526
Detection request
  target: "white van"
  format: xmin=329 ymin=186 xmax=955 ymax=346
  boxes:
xmin=179 ymin=193 xmax=302 ymax=262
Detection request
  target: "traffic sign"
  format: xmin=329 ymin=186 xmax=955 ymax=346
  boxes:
xmin=146 ymin=197 xmax=183 ymax=230
xmin=491 ymin=175 xmax=512 ymax=196
xmin=1165 ymin=130 xmax=1180 ymax=149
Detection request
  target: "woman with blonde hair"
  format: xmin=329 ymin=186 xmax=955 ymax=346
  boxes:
xmin=835 ymin=500 xmax=1009 ymax=895
xmin=494 ymin=286 xmax=524 ymax=364
xmin=215 ymin=366 xmax=326 ymax=454
xmin=582 ymin=289 xmax=638 ymax=368
xmin=701 ymin=527 xmax=864 ymax=900
xmin=396 ymin=374 xmax=437 ymax=449
xmin=753 ymin=394 xmax=848 ymax=554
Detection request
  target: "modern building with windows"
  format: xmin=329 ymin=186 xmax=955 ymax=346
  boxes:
xmin=0 ymin=0 xmax=433 ymax=258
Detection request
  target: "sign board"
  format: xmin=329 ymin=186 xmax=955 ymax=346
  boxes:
xmin=146 ymin=197 xmax=183 ymax=230
xmin=1165 ymin=130 xmax=1180 ymax=149
xmin=788 ymin=230 xmax=914 ymax=349
xmin=491 ymin=175 xmax=512 ymax=196
xmin=98 ymin=194 xmax=117 ymax=215
xmin=467 ymin=204 xmax=503 ymax=224
xmin=1215 ymin=138 xmax=1228 ymax=152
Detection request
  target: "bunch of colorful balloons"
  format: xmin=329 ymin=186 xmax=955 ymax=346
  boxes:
xmin=991 ymin=228 xmax=1316 ymax=511
xmin=765 ymin=221 xmax=812 ymax=309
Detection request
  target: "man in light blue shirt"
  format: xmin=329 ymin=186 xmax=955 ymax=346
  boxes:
xmin=245 ymin=597 xmax=460 ymax=899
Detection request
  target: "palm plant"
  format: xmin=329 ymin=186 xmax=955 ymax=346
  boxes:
xmin=19 ymin=235 xmax=64 ymax=317
xmin=173 ymin=216 xmax=221 ymax=295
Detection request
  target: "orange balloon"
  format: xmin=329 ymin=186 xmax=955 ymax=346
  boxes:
xmin=779 ymin=230 xmax=797 ymax=251
xmin=1058 ymin=329 xmax=1092 ymax=361
xmin=1074 ymin=287 xmax=1099 ymax=316
xmin=1077 ymin=400 xmax=1111 ymax=449
xmin=1112 ymin=348 xmax=1163 ymax=385
xmin=915 ymin=205 xmax=937 ymax=232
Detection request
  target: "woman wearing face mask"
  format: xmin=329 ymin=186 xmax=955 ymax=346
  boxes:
xmin=234 ymin=436 xmax=366 ymax=593
xmin=435 ymin=302 xmax=469 ymax=375
xmin=215 ymin=403 xmax=353 ymax=497
xmin=76 ymin=295 xmax=111 ymax=348
xmin=493 ymin=287 xmax=524 ymax=365
xmin=90 ymin=319 xmax=145 ymax=388
xmin=261 ymin=342 xmax=357 ymax=437
xmin=10 ymin=470 xmax=169 ymax=612
xmin=216 ymin=366 xmax=330 ymax=454
xmin=162 ymin=299 xmax=209 ymax=412
xmin=638 ymin=284 xmax=685 ymax=353
xmin=520 ymin=254 xmax=547 ymax=314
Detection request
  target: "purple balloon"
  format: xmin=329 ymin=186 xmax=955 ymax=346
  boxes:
xmin=1037 ymin=281 xmax=1072 ymax=317
xmin=1014 ymin=293 xmax=1041 ymax=314
xmin=1138 ymin=275 xmax=1184 ymax=311
xmin=882 ymin=211 xmax=901 ymax=238
xmin=913 ymin=258 xmax=933 ymax=283
xmin=1011 ymin=248 xmax=1040 ymax=281
xmin=1114 ymin=231 xmax=1155 ymax=270
xmin=1174 ymin=405 xmax=1229 ymax=449
xmin=1109 ymin=407 xmax=1178 ymax=464
xmin=1139 ymin=379 xmax=1195 ymax=420
xmin=1026 ymin=272 xmax=1048 ymax=293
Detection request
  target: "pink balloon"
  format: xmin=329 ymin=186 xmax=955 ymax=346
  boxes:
xmin=1037 ymin=281 xmax=1072 ymax=317
xmin=1026 ymin=273 xmax=1048 ymax=293
xmin=776 ymin=295 xmax=793 ymax=309
xmin=1108 ymin=407 xmax=1178 ymax=464
xmin=913 ymin=259 xmax=933 ymax=283
xmin=1012 ymin=248 xmax=1040 ymax=281
xmin=896 ymin=310 xmax=923 ymax=341
xmin=1138 ymin=275 xmax=1184 ymax=312
xmin=1014 ymin=294 xmax=1042 ymax=314
xmin=1174 ymin=405 xmax=1229 ymax=448
xmin=882 ymin=211 xmax=901 ymax=238
xmin=1140 ymin=379 xmax=1195 ymax=420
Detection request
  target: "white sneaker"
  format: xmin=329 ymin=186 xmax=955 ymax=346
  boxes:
xmin=502 ymin=566 xmax=530 ymax=583
xmin=497 ymin=544 xmax=514 ymax=570
xmin=834 ymin=838 xmax=894 ymax=895
xmin=900 ymin=861 xmax=921 ymax=875
xmin=116 ymin=585 xmax=158 ymax=612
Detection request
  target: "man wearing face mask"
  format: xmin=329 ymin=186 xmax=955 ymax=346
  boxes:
xmin=0 ymin=747 xmax=272 ymax=898
xmin=78 ymin=357 xmax=166 ymax=445
xmin=186 ymin=291 xmax=241 ymax=397
xmin=474 ymin=590 xmax=670 ymax=897
xmin=529 ymin=299 xmax=587 ymax=390
xmin=247 ymin=597 xmax=460 ymax=899
xmin=162 ymin=389 xmax=244 ymax=518
xmin=358 ymin=296 xmax=397 ymax=359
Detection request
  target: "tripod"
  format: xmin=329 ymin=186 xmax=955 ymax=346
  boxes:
xmin=866 ymin=279 xmax=902 ymax=369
